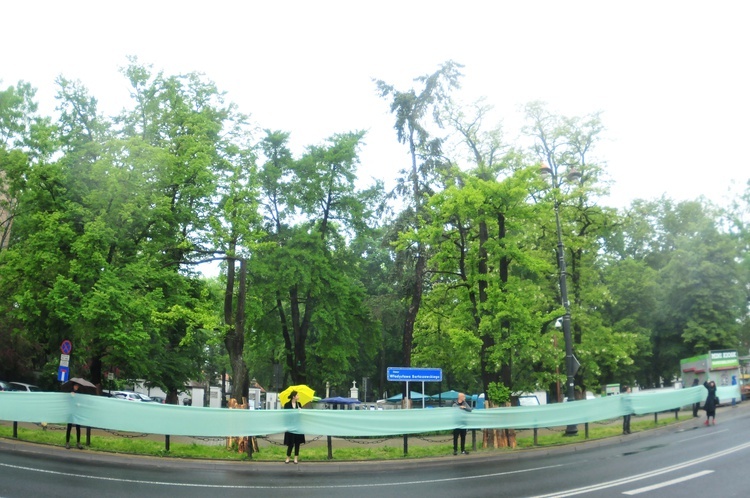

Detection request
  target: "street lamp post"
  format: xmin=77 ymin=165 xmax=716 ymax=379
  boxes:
xmin=542 ymin=164 xmax=579 ymax=436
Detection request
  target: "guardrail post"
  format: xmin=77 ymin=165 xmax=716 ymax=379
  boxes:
xmin=165 ymin=434 xmax=170 ymax=452
xmin=654 ymin=412 xmax=658 ymax=424
xmin=246 ymin=437 xmax=253 ymax=459
xmin=585 ymin=423 xmax=589 ymax=439
xmin=86 ymin=427 xmax=91 ymax=446
xmin=327 ymin=436 xmax=333 ymax=460
xmin=13 ymin=421 xmax=17 ymax=438
xmin=533 ymin=428 xmax=538 ymax=446
xmin=471 ymin=429 xmax=476 ymax=451
xmin=403 ymin=434 xmax=408 ymax=456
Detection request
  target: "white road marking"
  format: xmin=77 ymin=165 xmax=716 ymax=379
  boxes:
xmin=674 ymin=428 xmax=728 ymax=444
xmin=528 ymin=440 xmax=750 ymax=498
xmin=1 ymin=436 xmax=745 ymax=493
xmin=622 ymin=470 xmax=713 ymax=495
xmin=0 ymin=461 xmax=563 ymax=489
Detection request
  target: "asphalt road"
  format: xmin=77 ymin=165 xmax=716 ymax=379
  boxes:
xmin=2 ymin=404 xmax=750 ymax=497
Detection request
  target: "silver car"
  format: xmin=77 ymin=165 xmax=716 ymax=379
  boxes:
xmin=113 ymin=391 xmax=154 ymax=402
xmin=9 ymin=382 xmax=42 ymax=392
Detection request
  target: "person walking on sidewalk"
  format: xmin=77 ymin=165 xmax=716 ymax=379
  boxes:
xmin=453 ymin=392 xmax=473 ymax=455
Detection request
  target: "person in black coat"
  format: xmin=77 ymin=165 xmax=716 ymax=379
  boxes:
xmin=691 ymin=378 xmax=701 ymax=417
xmin=703 ymin=380 xmax=718 ymax=426
xmin=65 ymin=382 xmax=84 ymax=449
xmin=283 ymin=391 xmax=306 ymax=463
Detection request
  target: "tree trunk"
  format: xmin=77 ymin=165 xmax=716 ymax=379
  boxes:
xmin=224 ymin=255 xmax=249 ymax=403
xmin=402 ymin=250 xmax=425 ymax=368
xmin=482 ymin=401 xmax=516 ymax=449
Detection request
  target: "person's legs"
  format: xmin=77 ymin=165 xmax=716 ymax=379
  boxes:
xmin=293 ymin=442 xmax=301 ymax=462
xmin=285 ymin=444 xmax=292 ymax=462
xmin=453 ymin=429 xmax=459 ymax=455
xmin=459 ymin=429 xmax=467 ymax=453
xmin=75 ymin=425 xmax=82 ymax=448
xmin=65 ymin=423 xmax=73 ymax=449
xmin=705 ymin=409 xmax=714 ymax=425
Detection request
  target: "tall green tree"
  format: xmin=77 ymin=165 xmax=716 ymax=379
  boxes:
xmin=526 ymin=101 xmax=637 ymax=395
xmin=252 ymin=130 xmax=382 ymax=388
xmin=375 ymin=60 xmax=463 ymax=370
xmin=650 ymin=199 xmax=743 ymax=384
xmin=0 ymin=80 xmax=52 ymax=381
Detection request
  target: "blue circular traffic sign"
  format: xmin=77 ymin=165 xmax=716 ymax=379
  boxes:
xmin=60 ymin=340 xmax=72 ymax=355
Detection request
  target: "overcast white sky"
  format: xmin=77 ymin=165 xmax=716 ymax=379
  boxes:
xmin=2 ymin=0 xmax=748 ymax=208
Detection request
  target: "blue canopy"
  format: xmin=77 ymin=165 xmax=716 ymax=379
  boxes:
xmin=430 ymin=390 xmax=461 ymax=401
xmin=386 ymin=391 xmax=431 ymax=402
xmin=320 ymin=396 xmax=361 ymax=405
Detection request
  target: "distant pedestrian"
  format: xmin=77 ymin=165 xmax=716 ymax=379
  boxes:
xmin=283 ymin=391 xmax=306 ymax=464
xmin=62 ymin=377 xmax=97 ymax=449
xmin=691 ymin=378 xmax=701 ymax=417
xmin=452 ymin=392 xmax=473 ymax=455
xmin=703 ymin=380 xmax=718 ymax=426
xmin=622 ymin=385 xmax=632 ymax=435
xmin=65 ymin=383 xmax=83 ymax=449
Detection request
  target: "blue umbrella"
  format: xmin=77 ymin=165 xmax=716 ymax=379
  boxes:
xmin=320 ymin=396 xmax=361 ymax=405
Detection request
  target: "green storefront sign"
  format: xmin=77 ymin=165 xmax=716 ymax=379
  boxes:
xmin=710 ymin=350 xmax=739 ymax=370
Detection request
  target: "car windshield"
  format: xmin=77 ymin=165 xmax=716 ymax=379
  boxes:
xmin=11 ymin=383 xmax=41 ymax=392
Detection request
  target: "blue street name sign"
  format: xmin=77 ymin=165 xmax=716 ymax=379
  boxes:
xmin=387 ymin=367 xmax=442 ymax=382
xmin=57 ymin=366 xmax=69 ymax=383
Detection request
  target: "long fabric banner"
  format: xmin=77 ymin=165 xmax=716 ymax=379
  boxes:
xmin=0 ymin=386 xmax=727 ymax=438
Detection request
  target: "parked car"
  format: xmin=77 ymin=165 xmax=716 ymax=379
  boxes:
xmin=9 ymin=382 xmax=42 ymax=392
xmin=0 ymin=380 xmax=15 ymax=391
xmin=149 ymin=396 xmax=166 ymax=404
xmin=113 ymin=391 xmax=154 ymax=402
xmin=563 ymin=391 xmax=597 ymax=402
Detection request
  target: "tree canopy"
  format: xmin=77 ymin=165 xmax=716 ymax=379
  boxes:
xmin=1 ymin=61 xmax=748 ymax=406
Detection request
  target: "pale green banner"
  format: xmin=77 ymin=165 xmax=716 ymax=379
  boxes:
xmin=0 ymin=386 xmax=729 ymax=438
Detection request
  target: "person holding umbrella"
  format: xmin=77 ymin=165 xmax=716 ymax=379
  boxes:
xmin=63 ymin=378 xmax=97 ymax=449
xmin=65 ymin=382 xmax=84 ymax=449
xmin=283 ymin=391 xmax=306 ymax=464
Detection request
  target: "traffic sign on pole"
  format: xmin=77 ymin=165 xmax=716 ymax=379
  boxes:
xmin=60 ymin=340 xmax=72 ymax=355
xmin=57 ymin=366 xmax=69 ymax=383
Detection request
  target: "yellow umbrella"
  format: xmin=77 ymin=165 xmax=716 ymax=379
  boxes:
xmin=279 ymin=384 xmax=316 ymax=406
